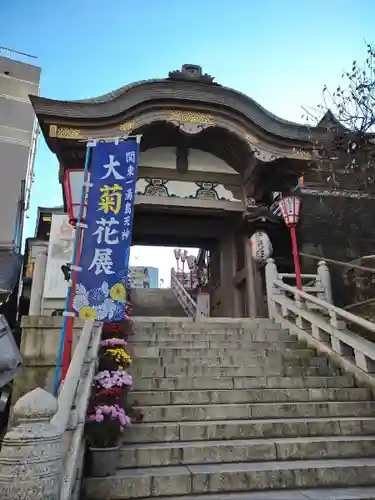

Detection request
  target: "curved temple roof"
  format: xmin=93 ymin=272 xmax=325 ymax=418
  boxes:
xmin=30 ymin=64 xmax=321 ymax=143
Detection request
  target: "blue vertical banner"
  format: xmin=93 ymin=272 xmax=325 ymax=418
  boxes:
xmin=73 ymin=140 xmax=139 ymax=322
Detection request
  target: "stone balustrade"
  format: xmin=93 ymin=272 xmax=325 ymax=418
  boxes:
xmin=278 ymin=259 xmax=333 ymax=304
xmin=0 ymin=320 xmax=101 ymax=500
xmin=266 ymin=258 xmax=375 ymax=384
xmin=171 ymin=268 xmax=209 ymax=318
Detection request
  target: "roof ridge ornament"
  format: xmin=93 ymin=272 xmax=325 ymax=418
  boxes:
xmin=168 ymin=64 xmax=215 ymax=84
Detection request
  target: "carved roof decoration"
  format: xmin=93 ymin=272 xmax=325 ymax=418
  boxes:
xmin=29 ymin=64 xmax=326 ymax=143
xmin=168 ymin=64 xmax=216 ymax=84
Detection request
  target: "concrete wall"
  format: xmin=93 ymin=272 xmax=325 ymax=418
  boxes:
xmin=12 ymin=316 xmax=85 ymax=404
xmin=0 ymin=142 xmax=30 ymax=248
xmin=0 ymin=56 xmax=40 ymax=249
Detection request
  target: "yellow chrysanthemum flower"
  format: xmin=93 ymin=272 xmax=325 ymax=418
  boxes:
xmin=106 ymin=347 xmax=132 ymax=366
xmin=79 ymin=306 xmax=97 ymax=320
xmin=110 ymin=283 xmax=126 ymax=301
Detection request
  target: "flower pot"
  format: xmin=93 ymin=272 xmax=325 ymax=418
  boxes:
xmin=93 ymin=387 xmax=129 ymax=406
xmin=87 ymin=444 xmax=120 ymax=477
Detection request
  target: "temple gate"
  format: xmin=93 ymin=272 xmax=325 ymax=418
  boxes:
xmin=30 ymin=64 xmax=315 ymax=317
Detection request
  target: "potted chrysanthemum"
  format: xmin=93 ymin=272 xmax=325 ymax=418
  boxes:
xmin=100 ymin=337 xmax=128 ymax=349
xmin=92 ymin=368 xmax=132 ymax=406
xmin=85 ymin=276 xmax=137 ymax=477
xmin=98 ymin=344 xmax=133 ymax=371
xmin=86 ymin=404 xmax=131 ymax=477
xmin=101 ymin=314 xmax=134 ymax=339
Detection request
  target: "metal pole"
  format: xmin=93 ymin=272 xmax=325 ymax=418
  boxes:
xmin=60 ymin=226 xmax=84 ymax=381
xmin=53 ymin=145 xmax=91 ymax=395
xmin=290 ymin=226 xmax=302 ymax=290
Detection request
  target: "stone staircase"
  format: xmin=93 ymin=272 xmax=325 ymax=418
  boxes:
xmin=131 ymin=289 xmax=186 ymax=317
xmin=83 ymin=317 xmax=375 ymax=500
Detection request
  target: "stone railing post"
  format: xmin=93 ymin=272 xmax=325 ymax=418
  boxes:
xmin=29 ymin=249 xmax=48 ymax=315
xmin=0 ymin=388 xmax=62 ymax=499
xmin=265 ymin=258 xmax=278 ymax=319
xmin=317 ymin=260 xmax=333 ymax=304
xmin=196 ymin=291 xmax=210 ymax=319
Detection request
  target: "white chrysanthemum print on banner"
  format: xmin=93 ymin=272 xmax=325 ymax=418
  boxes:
xmin=73 ymin=141 xmax=139 ymax=322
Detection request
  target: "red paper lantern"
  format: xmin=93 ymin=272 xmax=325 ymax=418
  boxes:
xmin=63 ymin=169 xmax=88 ymax=225
xmin=278 ymin=196 xmax=301 ymax=227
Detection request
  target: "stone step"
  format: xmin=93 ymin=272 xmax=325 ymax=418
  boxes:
xmin=131 ymin=363 xmax=340 ymax=378
xmin=131 ymin=361 xmax=339 ymax=378
xmin=82 ymin=486 xmax=375 ymax=500
xmin=135 ymin=401 xmax=375 ymax=422
xmin=131 ymin=318 xmax=293 ymax=335
xmin=170 ymin=363 xmax=337 ymax=378
xmin=132 ymin=355 xmax=327 ymax=369
xmin=131 ymin=289 xmax=186 ymax=317
xmin=130 ymin=347 xmax=316 ymax=361
xmin=132 ymin=330 xmax=296 ymax=342
xmin=119 ymin=435 xmax=375 ymax=468
xmin=122 ymin=417 xmax=375 ymax=444
xmin=128 ymin=388 xmax=371 ymax=406
xmin=83 ymin=457 xmax=375 ymax=498
xmin=128 ymin=339 xmax=305 ymax=349
xmin=132 ymin=323 xmax=283 ymax=333
xmin=131 ymin=317 xmax=278 ymax=329
xmin=132 ymin=375 xmax=355 ymax=391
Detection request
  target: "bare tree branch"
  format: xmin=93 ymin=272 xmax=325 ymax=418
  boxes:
xmin=303 ymin=43 xmax=375 ymax=187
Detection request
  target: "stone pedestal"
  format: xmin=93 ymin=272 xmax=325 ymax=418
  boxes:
xmin=0 ymin=388 xmax=62 ymax=499
xmin=196 ymin=291 xmax=210 ymax=318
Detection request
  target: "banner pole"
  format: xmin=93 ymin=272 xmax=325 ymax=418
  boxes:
xmin=53 ymin=144 xmax=91 ymax=395
xmin=124 ymin=136 xmax=142 ymax=317
xmin=60 ymin=226 xmax=84 ymax=381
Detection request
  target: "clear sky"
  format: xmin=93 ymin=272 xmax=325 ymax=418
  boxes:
xmin=1 ymin=0 xmax=374 ymax=284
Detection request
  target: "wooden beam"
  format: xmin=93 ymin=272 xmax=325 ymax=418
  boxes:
xmin=132 ymin=233 xmax=216 ymax=248
xmin=133 ymin=213 xmax=228 ymax=239
xmin=134 ymin=195 xmax=244 ymax=213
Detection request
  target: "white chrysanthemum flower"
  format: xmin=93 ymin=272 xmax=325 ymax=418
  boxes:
xmin=72 ymin=292 xmax=89 ymax=312
xmin=76 ymin=283 xmax=87 ymax=296
xmin=95 ymin=298 xmax=117 ymax=320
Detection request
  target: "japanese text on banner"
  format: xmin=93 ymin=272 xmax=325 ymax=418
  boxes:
xmin=73 ymin=141 xmax=138 ymax=322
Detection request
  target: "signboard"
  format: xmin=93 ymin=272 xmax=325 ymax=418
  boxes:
xmin=128 ymin=266 xmax=159 ymax=288
xmin=73 ymin=141 xmax=139 ymax=322
xmin=43 ymin=214 xmax=75 ymax=298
